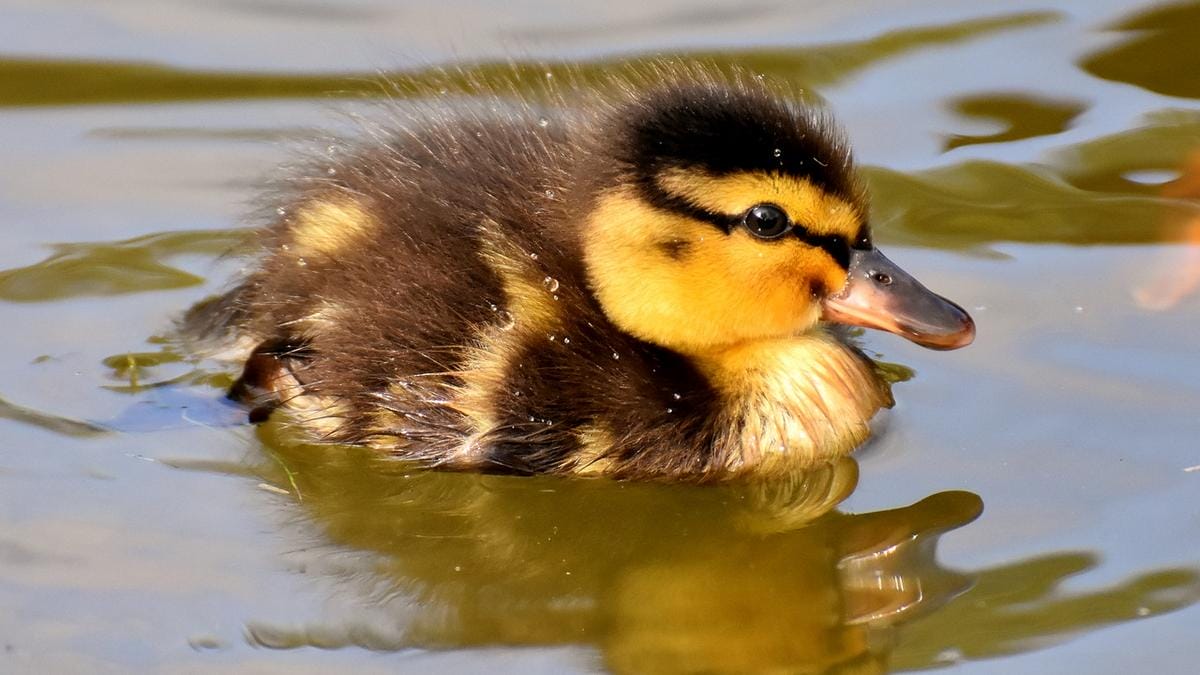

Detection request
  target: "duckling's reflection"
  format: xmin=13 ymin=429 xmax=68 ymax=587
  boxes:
xmin=247 ymin=432 xmax=982 ymax=674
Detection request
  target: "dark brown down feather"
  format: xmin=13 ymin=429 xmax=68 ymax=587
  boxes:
xmin=186 ymin=65 xmax=887 ymax=482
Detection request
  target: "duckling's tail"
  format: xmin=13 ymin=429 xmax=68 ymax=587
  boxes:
xmin=174 ymin=283 xmax=257 ymax=364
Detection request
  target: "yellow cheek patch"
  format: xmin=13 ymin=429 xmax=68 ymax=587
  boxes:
xmin=584 ymin=186 xmax=829 ymax=353
xmin=658 ymin=169 xmax=862 ymax=240
xmin=289 ymin=197 xmax=375 ymax=256
xmin=721 ymin=228 xmax=848 ymax=303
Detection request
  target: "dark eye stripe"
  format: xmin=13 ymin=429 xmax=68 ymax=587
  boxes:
xmin=639 ymin=179 xmax=740 ymax=232
xmin=639 ymin=179 xmax=852 ymax=269
xmin=794 ymin=230 xmax=850 ymax=269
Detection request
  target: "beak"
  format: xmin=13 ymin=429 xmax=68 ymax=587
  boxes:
xmin=822 ymin=248 xmax=975 ymax=350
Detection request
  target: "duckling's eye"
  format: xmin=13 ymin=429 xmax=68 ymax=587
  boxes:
xmin=743 ymin=204 xmax=791 ymax=239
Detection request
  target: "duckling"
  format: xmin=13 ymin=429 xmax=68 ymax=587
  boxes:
xmin=191 ymin=64 xmax=974 ymax=482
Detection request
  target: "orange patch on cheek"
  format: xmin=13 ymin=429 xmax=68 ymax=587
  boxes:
xmin=747 ymin=239 xmax=842 ymax=293
xmin=819 ymin=264 xmax=849 ymax=298
xmin=714 ymin=234 xmax=825 ymax=331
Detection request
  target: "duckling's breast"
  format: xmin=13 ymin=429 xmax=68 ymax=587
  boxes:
xmin=695 ymin=330 xmax=893 ymax=475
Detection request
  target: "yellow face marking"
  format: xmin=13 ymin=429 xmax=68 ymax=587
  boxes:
xmin=658 ymin=169 xmax=863 ymax=240
xmin=583 ymin=182 xmax=854 ymax=354
xmin=289 ymin=197 xmax=375 ymax=256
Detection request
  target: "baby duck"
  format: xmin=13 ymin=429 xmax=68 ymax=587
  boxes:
xmin=197 ymin=66 xmax=974 ymax=482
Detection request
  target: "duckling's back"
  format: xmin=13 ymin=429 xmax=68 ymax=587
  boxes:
xmin=197 ymin=103 xmax=728 ymax=479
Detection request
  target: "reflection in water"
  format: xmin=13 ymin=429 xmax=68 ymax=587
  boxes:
xmin=86 ymin=126 xmax=318 ymax=142
xmin=1050 ymin=109 xmax=1200 ymax=198
xmin=0 ymin=57 xmax=388 ymax=108
xmin=0 ymin=229 xmax=247 ymax=302
xmin=1134 ymin=149 xmax=1200 ymax=310
xmin=0 ymin=394 xmax=108 ymax=437
xmin=942 ymin=93 xmax=1085 ymax=151
xmin=506 ymin=2 xmax=781 ymax=42
xmin=1048 ymin=107 xmax=1200 ymax=309
xmin=872 ymin=108 xmax=1200 ymax=252
xmin=1080 ymin=1 xmax=1200 ymax=100
xmin=246 ymin=435 xmax=980 ymax=674
xmin=218 ymin=0 xmax=392 ymax=23
xmin=240 ymin=436 xmax=1200 ymax=672
xmin=893 ymin=552 xmax=1200 ymax=670
xmin=867 ymin=160 xmax=1200 ymax=252
xmin=0 ymin=360 xmax=237 ymax=435
xmin=0 ymin=11 xmax=1055 ymax=107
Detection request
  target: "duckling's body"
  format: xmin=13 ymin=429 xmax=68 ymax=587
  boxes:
xmin=195 ymin=66 xmax=972 ymax=482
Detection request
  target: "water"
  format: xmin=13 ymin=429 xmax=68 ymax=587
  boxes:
xmin=2 ymin=1 xmax=1199 ymax=672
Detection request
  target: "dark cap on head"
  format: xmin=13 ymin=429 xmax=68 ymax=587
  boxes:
xmin=611 ymin=80 xmax=864 ymax=207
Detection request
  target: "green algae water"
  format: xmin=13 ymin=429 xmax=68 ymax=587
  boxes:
xmin=2 ymin=1 xmax=1199 ymax=672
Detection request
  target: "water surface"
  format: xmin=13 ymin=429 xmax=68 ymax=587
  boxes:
xmin=2 ymin=1 xmax=1198 ymax=673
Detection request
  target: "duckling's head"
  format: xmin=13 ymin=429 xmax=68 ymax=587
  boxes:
xmin=582 ymin=78 xmax=974 ymax=355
